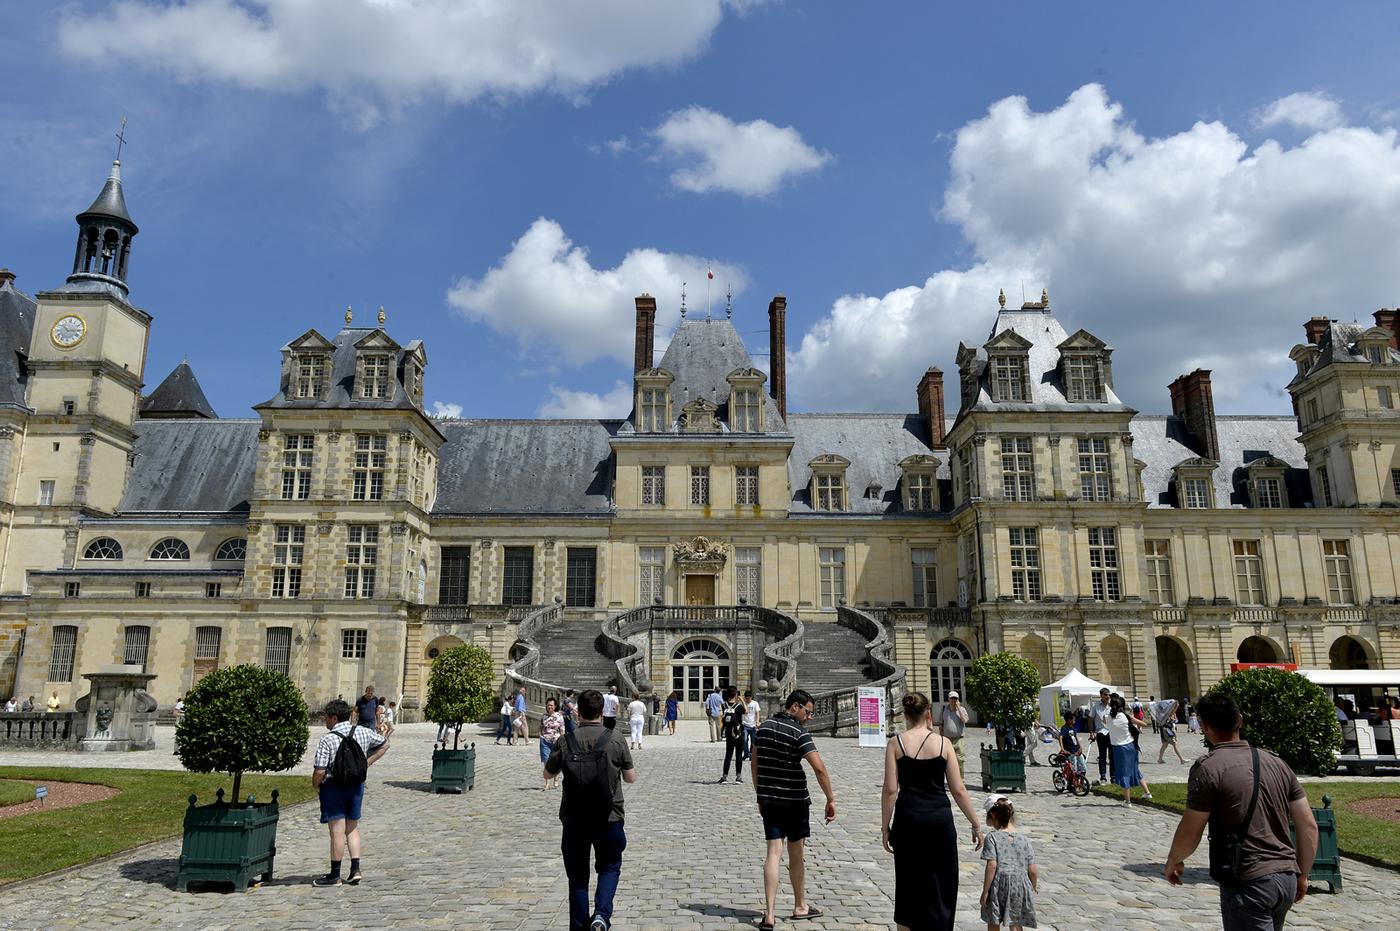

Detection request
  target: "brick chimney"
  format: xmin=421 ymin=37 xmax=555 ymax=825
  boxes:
xmin=1304 ymin=316 xmax=1332 ymax=345
xmin=917 ymin=367 xmax=946 ymax=448
xmin=1168 ymin=369 xmax=1219 ymax=462
xmin=768 ymin=294 xmax=787 ymax=418
xmin=1374 ymin=308 xmax=1400 ymax=351
xmin=0 ymin=268 xmax=14 ymax=288
xmin=633 ymin=294 xmax=656 ymax=373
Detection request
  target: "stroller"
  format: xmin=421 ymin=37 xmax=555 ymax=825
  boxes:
xmin=1046 ymin=749 xmax=1091 ymax=796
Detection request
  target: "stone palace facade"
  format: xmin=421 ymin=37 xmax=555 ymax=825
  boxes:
xmin=3 ymin=162 xmax=1400 ymax=719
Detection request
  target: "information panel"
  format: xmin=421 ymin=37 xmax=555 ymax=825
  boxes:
xmin=857 ymin=686 xmax=887 ymax=747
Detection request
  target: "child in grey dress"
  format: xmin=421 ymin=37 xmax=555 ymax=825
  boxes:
xmin=979 ymin=796 xmax=1038 ymax=929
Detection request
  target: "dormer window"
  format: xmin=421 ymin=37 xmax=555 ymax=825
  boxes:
xmin=293 ymin=353 xmax=328 ymax=400
xmin=634 ymin=369 xmax=674 ymax=433
xmin=1246 ymin=457 xmax=1290 ymax=509
xmin=991 ymin=355 xmax=1028 ymax=402
xmin=899 ymin=455 xmax=940 ymax=511
xmin=1172 ymin=458 xmax=1216 ymax=509
xmin=403 ymin=360 xmax=423 ymax=406
xmin=360 ymin=354 xmax=391 ymax=399
xmin=1065 ymin=355 xmax=1103 ymax=402
xmin=1367 ymin=345 xmax=1385 ymax=364
xmin=726 ymin=367 xmax=767 ymax=433
xmin=809 ymin=454 xmax=850 ymax=511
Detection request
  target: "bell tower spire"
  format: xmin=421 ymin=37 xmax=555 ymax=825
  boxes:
xmin=67 ymin=127 xmax=139 ymax=297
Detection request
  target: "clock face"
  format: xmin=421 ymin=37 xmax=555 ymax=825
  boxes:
xmin=51 ymin=315 xmax=86 ymax=349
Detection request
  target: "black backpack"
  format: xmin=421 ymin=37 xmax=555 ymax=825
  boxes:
xmin=328 ymin=726 xmax=369 ymax=785
xmin=559 ymin=727 xmax=613 ymax=824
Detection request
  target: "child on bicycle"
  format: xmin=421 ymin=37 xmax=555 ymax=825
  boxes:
xmin=1059 ymin=710 xmax=1087 ymax=776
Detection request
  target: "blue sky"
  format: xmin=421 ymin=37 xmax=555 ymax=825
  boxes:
xmin=4 ymin=2 xmax=1400 ymax=420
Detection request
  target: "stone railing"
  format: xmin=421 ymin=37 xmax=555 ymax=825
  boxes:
xmin=502 ymin=602 xmax=567 ymax=719
xmin=424 ymin=603 xmax=536 ymax=623
xmin=806 ymin=605 xmax=907 ymax=736
xmin=0 ymin=712 xmax=81 ymax=749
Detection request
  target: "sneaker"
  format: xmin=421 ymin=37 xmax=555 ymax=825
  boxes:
xmin=347 ymin=870 xmax=363 ymax=885
xmin=734 ymin=775 xmax=743 ymax=784
xmin=590 ymin=919 xmax=608 ymax=931
xmin=716 ymin=775 xmax=728 ymax=784
xmin=312 ymin=874 xmax=342 ymax=887
xmin=1143 ymin=792 xmax=1153 ymax=800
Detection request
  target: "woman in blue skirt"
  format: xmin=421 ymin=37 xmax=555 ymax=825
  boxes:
xmin=1107 ymin=694 xmax=1152 ymax=804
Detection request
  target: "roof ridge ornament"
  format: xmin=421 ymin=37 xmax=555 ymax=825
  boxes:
xmin=1041 ymin=288 xmax=1050 ymax=309
xmin=345 ymin=305 xmax=353 ymax=325
xmin=998 ymin=288 xmax=1006 ymax=309
xmin=378 ymin=305 xmax=386 ymax=328
xmin=680 ymin=282 xmax=687 ymax=319
xmin=726 ymin=283 xmax=733 ymax=320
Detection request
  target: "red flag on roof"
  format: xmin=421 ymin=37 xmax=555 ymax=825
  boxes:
xmin=707 ymin=268 xmax=714 ymax=279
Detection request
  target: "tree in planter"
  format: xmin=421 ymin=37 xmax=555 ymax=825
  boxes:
xmin=965 ymin=652 xmax=1041 ymax=750
xmin=175 ymin=664 xmax=308 ymax=803
xmin=423 ymin=644 xmax=496 ymax=749
xmin=1208 ymin=667 xmax=1341 ymax=776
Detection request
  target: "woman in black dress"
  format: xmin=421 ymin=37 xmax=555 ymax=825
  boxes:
xmin=881 ymin=691 xmax=984 ymax=931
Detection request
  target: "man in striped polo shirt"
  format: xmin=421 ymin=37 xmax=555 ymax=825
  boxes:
xmin=750 ymin=689 xmax=836 ymax=929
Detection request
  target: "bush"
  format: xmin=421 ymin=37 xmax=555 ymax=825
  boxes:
xmin=1208 ymin=667 xmax=1341 ymax=776
xmin=966 ymin=652 xmax=1040 ymax=748
xmin=423 ymin=644 xmax=496 ymax=748
xmin=174 ymin=665 xmax=308 ymax=803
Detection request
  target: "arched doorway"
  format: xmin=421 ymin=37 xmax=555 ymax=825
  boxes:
xmin=1236 ymin=636 xmax=1281 ymax=664
xmin=1100 ymin=635 xmax=1133 ymax=691
xmin=671 ymin=637 xmax=732 ymax=715
xmin=1018 ymin=634 xmax=1052 ymax=686
xmin=1155 ymin=636 xmax=1194 ymax=704
xmin=930 ymin=639 xmax=972 ymax=705
xmin=1329 ymin=635 xmax=1371 ymax=670
xmin=420 ymin=635 xmax=465 ymax=705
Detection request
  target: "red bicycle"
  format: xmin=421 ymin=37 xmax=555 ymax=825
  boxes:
xmin=1047 ymin=751 xmax=1091 ymax=796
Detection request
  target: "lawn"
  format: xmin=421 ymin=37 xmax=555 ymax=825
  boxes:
xmin=0 ymin=767 xmax=317 ymax=885
xmin=0 ymin=780 xmax=34 ymax=808
xmin=1094 ymin=782 xmax=1400 ymax=870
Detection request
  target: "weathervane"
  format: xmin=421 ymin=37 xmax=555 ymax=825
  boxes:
xmin=725 ymin=283 xmax=733 ymax=320
xmin=114 ymin=117 xmax=128 ymax=161
xmin=680 ymin=282 xmax=687 ymax=319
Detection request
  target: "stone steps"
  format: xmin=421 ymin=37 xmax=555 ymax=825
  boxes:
xmin=529 ymin=621 xmax=617 ymax=691
xmin=797 ymin=621 xmax=876 ymax=693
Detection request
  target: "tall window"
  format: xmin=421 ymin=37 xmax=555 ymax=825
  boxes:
xmin=1008 ymin=528 xmax=1041 ymax=601
xmin=38 ymin=480 xmax=54 ymax=506
xmin=690 ymin=466 xmax=710 ymax=506
xmin=814 ymin=472 xmax=846 ymax=511
xmin=1380 ymin=386 xmax=1394 ymax=409
xmin=1307 ymin=398 xmax=1320 ymax=423
xmin=502 ymin=546 xmax=534 ymax=606
xmin=733 ymin=389 xmax=761 ymax=432
xmin=360 ymin=355 xmax=391 ymax=399
xmin=1066 ymin=356 xmax=1101 ymax=401
xmin=1323 ymin=540 xmax=1355 ymax=605
xmin=123 ymin=625 xmax=151 ymax=670
xmin=992 ymin=356 xmax=1026 ymax=401
xmin=906 ymin=473 xmax=936 ymax=511
xmin=271 ymin=524 xmax=304 ymax=598
xmin=352 ymin=434 xmax=387 ymax=500
xmin=48 ymin=625 xmax=77 ymax=681
xmin=342 ymin=628 xmax=367 ymax=660
xmin=1087 ymin=527 xmax=1121 ymax=601
xmin=1368 ymin=345 xmax=1385 ymax=364
xmin=640 ymin=388 xmax=668 ymax=432
xmin=411 ymin=445 xmax=427 ymax=507
xmin=194 ymin=626 xmax=221 ymax=679
xmin=911 ymin=547 xmax=938 ymax=608
xmin=959 ymin=450 xmax=978 ymax=500
xmin=1077 ymin=438 xmax=1111 ymax=501
xmin=294 ymin=354 xmax=327 ymax=399
xmin=642 ymin=466 xmax=666 ymax=506
xmin=735 ymin=466 xmax=759 ymax=506
xmin=1000 ymin=437 xmax=1035 ymax=501
xmin=264 ymin=627 xmax=292 ymax=675
xmin=736 ymin=546 xmax=762 ymax=605
xmin=639 ymin=546 xmax=665 ymax=605
xmin=1392 ymin=468 xmax=1400 ymax=498
xmin=818 ymin=547 xmax=845 ymax=608
xmin=439 ymin=546 xmax=471 ymax=604
xmin=1144 ymin=539 xmax=1174 ymax=605
xmin=1233 ymin=540 xmax=1265 ymax=605
xmin=1182 ymin=478 xmax=1211 ymax=509
xmin=281 ymin=434 xmax=314 ymax=500
xmin=565 ymin=548 xmax=597 ymax=608
xmin=1318 ymin=466 xmax=1333 ymax=507
xmin=344 ymin=525 xmax=378 ymax=599
xmin=1254 ymin=477 xmax=1282 ymax=509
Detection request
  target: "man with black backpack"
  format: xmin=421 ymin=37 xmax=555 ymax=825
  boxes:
xmin=544 ymin=688 xmax=636 ymax=931
xmin=311 ymin=699 xmax=390 ymax=887
xmin=1165 ymin=693 xmax=1317 ymax=930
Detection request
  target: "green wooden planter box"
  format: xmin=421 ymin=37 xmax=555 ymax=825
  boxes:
xmin=175 ymin=788 xmax=279 ymax=892
xmin=1292 ymin=794 xmax=1342 ymax=892
xmin=431 ymin=744 xmax=476 ymax=793
xmin=980 ymin=747 xmax=1027 ymax=793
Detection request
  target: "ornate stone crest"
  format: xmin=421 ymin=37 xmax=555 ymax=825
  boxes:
xmin=672 ymin=535 xmax=729 ymax=571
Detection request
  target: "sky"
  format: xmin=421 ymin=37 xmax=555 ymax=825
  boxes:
xmin=3 ymin=2 xmax=1400 ymax=421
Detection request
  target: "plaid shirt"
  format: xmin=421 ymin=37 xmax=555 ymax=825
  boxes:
xmin=313 ymin=721 xmax=386 ymax=773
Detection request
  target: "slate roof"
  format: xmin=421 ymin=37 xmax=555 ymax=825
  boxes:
xmin=620 ymin=318 xmax=786 ymax=434
xmin=432 ymin=419 xmax=618 ymax=515
xmin=117 ymin=420 xmax=260 ymax=514
xmin=141 ymin=361 xmax=217 ymax=419
xmin=78 ymin=160 xmax=136 ymax=229
xmin=1130 ymin=415 xmax=1312 ymax=509
xmin=787 ymin=414 xmax=952 ymax=515
xmin=0 ymin=277 xmax=36 ymax=411
xmin=257 ymin=326 xmax=427 ymax=415
xmin=1291 ymin=321 xmax=1400 ymax=385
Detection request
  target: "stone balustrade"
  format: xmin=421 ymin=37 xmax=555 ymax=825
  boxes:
xmin=806 ymin=606 xmax=907 ymax=736
xmin=0 ymin=712 xmax=81 ymax=748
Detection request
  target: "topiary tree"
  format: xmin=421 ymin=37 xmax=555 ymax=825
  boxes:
xmin=423 ymin=644 xmax=496 ymax=749
xmin=175 ymin=664 xmax=309 ymax=804
xmin=1208 ymin=667 xmax=1341 ymax=776
xmin=965 ymin=652 xmax=1041 ymax=750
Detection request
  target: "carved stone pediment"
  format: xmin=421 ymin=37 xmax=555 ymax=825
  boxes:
xmin=681 ymin=398 xmax=719 ymax=433
xmin=673 ymin=536 xmax=729 ymax=568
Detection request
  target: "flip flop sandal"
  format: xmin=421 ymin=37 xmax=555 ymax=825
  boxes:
xmin=758 ymin=921 xmax=775 ymax=931
xmin=789 ymin=906 xmax=824 ymax=920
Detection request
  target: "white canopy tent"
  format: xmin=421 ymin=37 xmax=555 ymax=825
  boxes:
xmin=1039 ymin=668 xmax=1114 ymax=726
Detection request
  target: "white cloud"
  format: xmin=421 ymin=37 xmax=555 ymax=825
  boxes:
xmin=58 ymin=1 xmax=728 ymax=114
xmin=653 ymin=106 xmax=830 ymax=197
xmin=790 ymin=84 xmax=1400 ymax=414
xmin=538 ymin=381 xmax=633 ymax=418
xmin=430 ymin=401 xmax=463 ymax=419
xmin=1256 ymin=91 xmax=1344 ymax=132
xmin=447 ymin=218 xmax=747 ymax=367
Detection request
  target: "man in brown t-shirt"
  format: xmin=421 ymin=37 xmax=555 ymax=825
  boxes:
xmin=1165 ymin=693 xmax=1317 ymax=931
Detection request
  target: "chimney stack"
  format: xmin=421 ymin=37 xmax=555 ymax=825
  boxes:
xmin=1168 ymin=369 xmax=1219 ymax=462
xmin=1304 ymin=316 xmax=1331 ymax=346
xmin=917 ymin=367 xmax=946 ymax=448
xmin=634 ymin=294 xmax=656 ymax=373
xmin=0 ymin=268 xmax=13 ymax=288
xmin=768 ymin=294 xmax=787 ymax=419
xmin=1374 ymin=309 xmax=1399 ymax=351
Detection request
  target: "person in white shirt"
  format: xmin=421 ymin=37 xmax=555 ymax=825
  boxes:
xmin=742 ymin=689 xmax=762 ymax=760
xmin=940 ymin=691 xmax=970 ymax=767
xmin=3 ymin=698 xmax=16 ymax=713
xmin=626 ymin=693 xmax=648 ymax=750
xmin=602 ymin=686 xmax=621 ymax=730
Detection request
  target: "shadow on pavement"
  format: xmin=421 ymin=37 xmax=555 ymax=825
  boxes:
xmin=383 ymin=779 xmax=436 ymax=792
xmin=118 ymin=857 xmax=178 ymax=887
xmin=681 ymin=902 xmax=764 ymax=921
xmin=1122 ymin=862 xmax=1212 ymax=885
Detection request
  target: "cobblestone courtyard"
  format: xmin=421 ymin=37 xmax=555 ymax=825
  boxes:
xmin=2 ymin=722 xmax=1398 ymax=930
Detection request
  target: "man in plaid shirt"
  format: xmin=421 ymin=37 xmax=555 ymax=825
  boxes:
xmin=312 ymin=698 xmax=390 ymax=886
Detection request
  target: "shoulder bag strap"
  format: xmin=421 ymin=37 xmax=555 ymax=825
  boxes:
xmin=1238 ymin=747 xmax=1262 ymax=841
